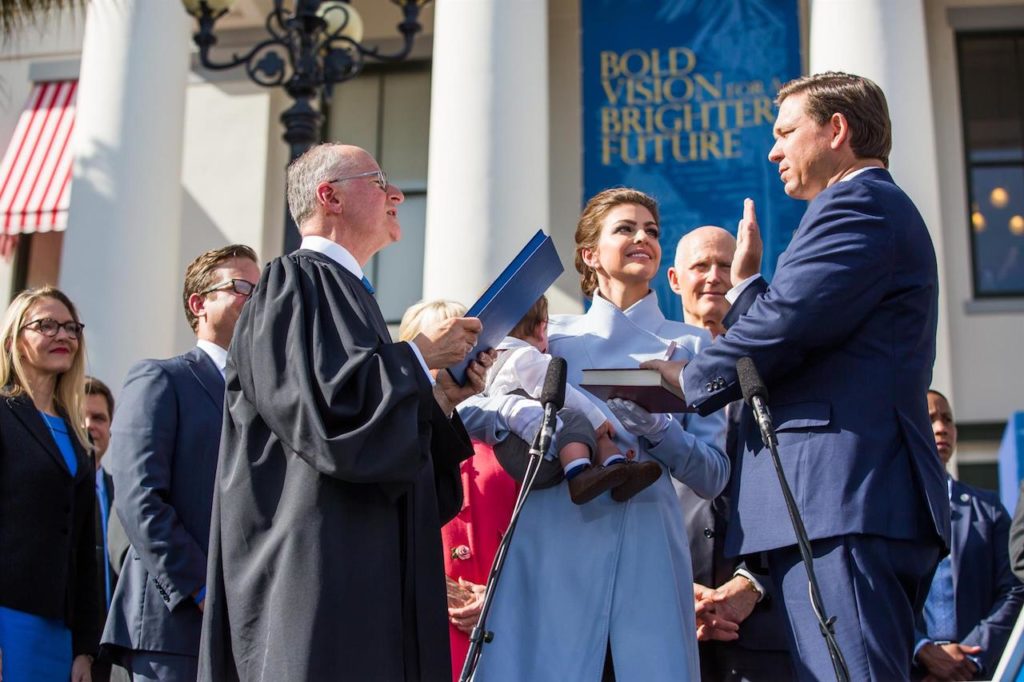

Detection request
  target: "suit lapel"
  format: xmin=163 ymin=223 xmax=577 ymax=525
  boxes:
xmin=6 ymin=394 xmax=71 ymax=475
xmin=779 ymin=168 xmax=896 ymax=273
xmin=186 ymin=347 xmax=226 ymax=414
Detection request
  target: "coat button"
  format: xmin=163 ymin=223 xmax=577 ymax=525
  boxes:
xmin=704 ymin=528 xmax=715 ymax=538
xmin=706 ymin=383 xmax=713 ymax=392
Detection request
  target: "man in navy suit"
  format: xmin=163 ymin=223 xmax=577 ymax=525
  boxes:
xmin=914 ymin=390 xmax=1024 ymax=681
xmin=101 ymin=245 xmax=261 ymax=681
xmin=647 ymin=72 xmax=951 ymax=680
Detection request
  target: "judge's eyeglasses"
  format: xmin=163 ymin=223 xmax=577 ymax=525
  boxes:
xmin=202 ymin=279 xmax=256 ymax=298
xmin=325 ymin=169 xmax=388 ymax=192
xmin=21 ymin=318 xmax=85 ymax=339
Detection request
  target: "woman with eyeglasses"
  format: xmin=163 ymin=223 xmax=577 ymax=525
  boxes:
xmin=0 ymin=286 xmax=99 ymax=682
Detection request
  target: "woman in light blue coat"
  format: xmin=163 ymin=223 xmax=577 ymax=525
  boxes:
xmin=473 ymin=188 xmax=729 ymax=681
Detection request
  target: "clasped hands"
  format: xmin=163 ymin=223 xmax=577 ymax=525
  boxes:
xmin=694 ymin=576 xmax=760 ymax=643
xmin=447 ymin=577 xmax=487 ymax=634
xmin=916 ymin=641 xmax=982 ymax=682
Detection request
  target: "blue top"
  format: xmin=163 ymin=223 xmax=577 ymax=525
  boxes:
xmin=40 ymin=412 xmax=76 ymax=477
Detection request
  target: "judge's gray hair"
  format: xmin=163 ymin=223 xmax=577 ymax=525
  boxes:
xmin=287 ymin=143 xmax=354 ymax=228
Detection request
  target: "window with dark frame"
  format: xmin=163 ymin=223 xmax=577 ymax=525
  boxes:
xmin=956 ymin=31 xmax=1024 ymax=298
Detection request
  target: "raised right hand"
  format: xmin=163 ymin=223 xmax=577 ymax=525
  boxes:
xmin=732 ymin=197 xmax=763 ymax=284
xmin=412 ymin=316 xmax=483 ymax=369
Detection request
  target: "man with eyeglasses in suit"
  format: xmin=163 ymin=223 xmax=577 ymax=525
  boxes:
xmin=100 ymin=245 xmax=260 ymax=682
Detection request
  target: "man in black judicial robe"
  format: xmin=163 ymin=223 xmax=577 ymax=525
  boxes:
xmin=198 ymin=143 xmax=491 ymax=681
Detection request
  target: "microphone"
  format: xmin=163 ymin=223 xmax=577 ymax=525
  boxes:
xmin=736 ymin=356 xmax=777 ymax=448
xmin=535 ymin=357 xmax=567 ymax=457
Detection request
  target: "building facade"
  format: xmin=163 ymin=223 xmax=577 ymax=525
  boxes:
xmin=0 ymin=0 xmax=1019 ymax=485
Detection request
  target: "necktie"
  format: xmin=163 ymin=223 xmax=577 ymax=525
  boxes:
xmin=923 ymin=555 xmax=956 ymax=642
xmin=361 ymin=276 xmax=375 ymax=295
xmin=96 ymin=470 xmax=112 ymax=608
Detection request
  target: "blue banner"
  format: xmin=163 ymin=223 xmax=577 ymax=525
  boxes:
xmin=581 ymin=0 xmax=804 ymax=321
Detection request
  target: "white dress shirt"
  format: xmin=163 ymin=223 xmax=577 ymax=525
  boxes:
xmin=196 ymin=339 xmax=228 ymax=378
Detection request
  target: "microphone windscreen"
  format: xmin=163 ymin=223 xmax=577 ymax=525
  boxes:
xmin=541 ymin=357 xmax=568 ymax=410
xmin=736 ymin=356 xmax=769 ymax=405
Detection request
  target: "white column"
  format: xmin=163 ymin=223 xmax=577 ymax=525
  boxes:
xmin=422 ymin=0 xmax=549 ymax=303
xmin=809 ymin=0 xmax=954 ymax=401
xmin=63 ymin=0 xmax=191 ymax=390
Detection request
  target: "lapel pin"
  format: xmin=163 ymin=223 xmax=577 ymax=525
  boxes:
xmin=960 ymin=492 xmax=970 ymax=502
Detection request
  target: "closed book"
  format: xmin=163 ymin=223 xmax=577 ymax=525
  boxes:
xmin=580 ymin=368 xmax=692 ymax=413
xmin=447 ymin=229 xmax=564 ymax=385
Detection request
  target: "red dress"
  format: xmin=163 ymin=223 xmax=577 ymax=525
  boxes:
xmin=441 ymin=441 xmax=518 ymax=681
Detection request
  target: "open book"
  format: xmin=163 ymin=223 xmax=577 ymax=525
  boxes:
xmin=580 ymin=368 xmax=691 ymax=413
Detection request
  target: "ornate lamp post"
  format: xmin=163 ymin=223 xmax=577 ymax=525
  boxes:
xmin=181 ymin=0 xmax=431 ymax=252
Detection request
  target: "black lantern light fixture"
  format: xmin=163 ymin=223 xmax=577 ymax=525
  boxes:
xmin=181 ymin=0 xmax=432 ymax=252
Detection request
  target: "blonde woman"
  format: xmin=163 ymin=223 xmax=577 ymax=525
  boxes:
xmin=0 ymin=286 xmax=99 ymax=682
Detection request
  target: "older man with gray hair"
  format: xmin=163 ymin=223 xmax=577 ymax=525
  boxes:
xmin=198 ymin=143 xmax=493 ymax=681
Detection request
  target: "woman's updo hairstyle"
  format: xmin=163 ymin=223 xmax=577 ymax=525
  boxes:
xmin=574 ymin=187 xmax=660 ymax=298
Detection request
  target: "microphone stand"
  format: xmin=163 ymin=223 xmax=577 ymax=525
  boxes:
xmin=753 ymin=397 xmax=850 ymax=682
xmin=458 ymin=421 xmax=550 ymax=682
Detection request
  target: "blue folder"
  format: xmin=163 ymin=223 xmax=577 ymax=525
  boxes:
xmin=447 ymin=229 xmax=564 ymax=385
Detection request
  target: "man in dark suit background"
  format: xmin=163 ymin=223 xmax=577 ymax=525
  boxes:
xmin=85 ymin=375 xmax=123 ymax=682
xmin=85 ymin=376 xmax=116 ymax=612
xmin=647 ymin=72 xmax=951 ymax=680
xmin=101 ymin=245 xmax=261 ymax=681
xmin=668 ymin=225 xmax=794 ymax=681
xmin=914 ymin=390 xmax=1024 ymax=681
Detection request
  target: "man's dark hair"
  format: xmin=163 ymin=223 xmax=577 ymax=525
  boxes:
xmin=777 ymin=71 xmax=892 ymax=167
xmin=927 ymin=388 xmax=952 ymax=411
xmin=85 ymin=375 xmax=115 ymax=416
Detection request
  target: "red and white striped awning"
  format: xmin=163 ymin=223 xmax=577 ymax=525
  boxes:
xmin=0 ymin=80 xmax=77 ymax=234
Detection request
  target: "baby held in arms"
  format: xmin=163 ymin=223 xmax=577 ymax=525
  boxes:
xmin=485 ymin=295 xmax=662 ymax=504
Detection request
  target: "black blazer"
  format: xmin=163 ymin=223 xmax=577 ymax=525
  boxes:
xmin=0 ymin=392 xmax=101 ymax=657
